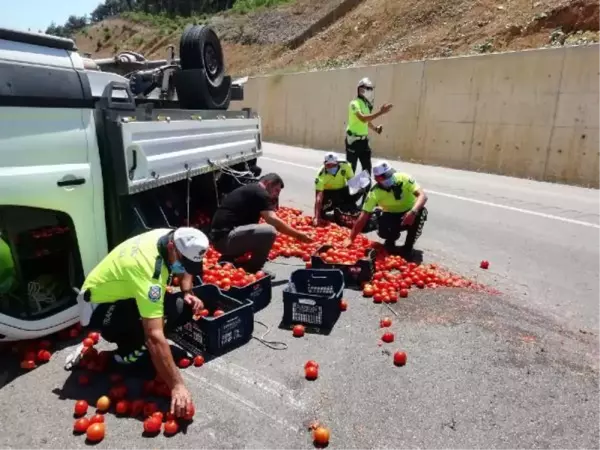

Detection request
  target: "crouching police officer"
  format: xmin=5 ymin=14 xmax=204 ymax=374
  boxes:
xmin=313 ymin=152 xmax=365 ymax=226
xmin=65 ymin=227 xmax=208 ymax=418
xmin=343 ymin=161 xmax=428 ymax=255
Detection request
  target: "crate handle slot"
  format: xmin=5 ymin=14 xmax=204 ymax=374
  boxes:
xmin=299 ymin=299 xmax=317 ymax=306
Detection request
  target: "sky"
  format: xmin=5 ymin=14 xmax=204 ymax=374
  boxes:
xmin=1 ymin=0 xmax=103 ymax=33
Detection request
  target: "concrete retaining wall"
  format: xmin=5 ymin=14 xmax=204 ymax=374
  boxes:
xmin=236 ymin=44 xmax=599 ymax=188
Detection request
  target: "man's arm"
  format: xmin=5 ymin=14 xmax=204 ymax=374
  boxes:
xmin=179 ymin=273 xmax=203 ymax=312
xmin=412 ymin=188 xmax=428 ymax=211
xmin=346 ymin=211 xmax=371 ymax=244
xmin=314 ymin=191 xmax=324 ymax=223
xmin=261 ymin=210 xmax=312 ymax=243
xmin=354 ymin=103 xmax=392 ymax=123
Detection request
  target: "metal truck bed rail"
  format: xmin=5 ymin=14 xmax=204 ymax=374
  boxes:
xmin=95 ymin=82 xmax=261 ymax=196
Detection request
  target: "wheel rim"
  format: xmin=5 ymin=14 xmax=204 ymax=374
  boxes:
xmin=204 ymin=44 xmax=219 ymax=79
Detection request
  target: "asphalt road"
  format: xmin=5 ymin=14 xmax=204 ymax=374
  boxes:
xmin=0 ymin=143 xmax=598 ymax=449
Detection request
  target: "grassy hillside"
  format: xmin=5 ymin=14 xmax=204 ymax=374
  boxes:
xmin=73 ymin=0 xmax=599 ymax=76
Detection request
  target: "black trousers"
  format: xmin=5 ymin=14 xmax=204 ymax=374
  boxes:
xmin=88 ymin=294 xmax=192 ymax=356
xmin=377 ymin=208 xmax=428 ymax=250
xmin=345 ymin=137 xmax=372 ymax=175
xmin=321 ymin=186 xmax=364 ymax=214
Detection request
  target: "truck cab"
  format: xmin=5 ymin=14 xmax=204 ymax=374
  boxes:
xmin=0 ymin=26 xmax=262 ymax=341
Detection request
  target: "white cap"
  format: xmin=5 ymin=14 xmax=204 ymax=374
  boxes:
xmin=373 ymin=161 xmax=393 ymax=177
xmin=173 ymin=227 xmax=209 ymax=274
xmin=358 ymin=77 xmax=374 ymax=89
xmin=324 ymin=152 xmax=339 ymax=165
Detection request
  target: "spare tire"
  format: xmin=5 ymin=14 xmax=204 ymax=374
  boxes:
xmin=180 ymin=24 xmax=225 ymax=88
xmin=174 ymin=69 xmax=231 ymax=110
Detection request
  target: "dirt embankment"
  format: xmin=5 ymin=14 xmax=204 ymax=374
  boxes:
xmin=74 ymin=0 xmax=599 ymax=76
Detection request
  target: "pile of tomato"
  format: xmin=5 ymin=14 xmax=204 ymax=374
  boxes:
xmin=69 ymin=332 xmax=199 ymax=443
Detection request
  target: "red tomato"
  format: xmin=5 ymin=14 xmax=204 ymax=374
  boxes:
xmin=178 ymin=358 xmax=191 ymax=369
xmin=152 ymin=411 xmax=164 ymax=422
xmin=130 ymin=399 xmax=145 ymax=417
xmin=73 ymin=417 xmax=90 ymax=433
xmin=86 ymin=423 xmax=105 ymax=442
xmin=416 ymin=280 xmax=425 ymax=289
xmin=373 ymin=293 xmax=383 ymax=304
xmin=89 ymin=414 xmax=105 ymax=424
xmin=213 ymin=309 xmax=225 ymax=318
xmin=382 ymin=331 xmax=395 ymax=343
xmin=74 ymin=400 xmax=88 ymax=417
xmin=165 ymin=411 xmax=176 ymax=422
xmin=163 ymin=419 xmax=179 ymax=436
xmin=20 ymin=360 xmax=36 ymax=370
xmin=82 ymin=337 xmax=94 ymax=348
xmin=399 ymin=288 xmax=409 ymax=298
xmin=304 ymin=360 xmax=319 ymax=370
xmin=183 ymin=403 xmax=195 ymax=421
xmin=143 ymin=417 xmax=162 ymax=434
xmin=143 ymin=402 xmax=159 ymax=418
xmin=115 ymin=400 xmax=130 ymax=415
xmin=480 ymin=260 xmax=489 ymax=269
xmin=313 ymin=426 xmax=330 ymax=445
xmin=394 ymin=351 xmax=407 ymax=366
xmin=305 ymin=366 xmax=319 ymax=380
xmin=339 ymin=299 xmax=348 ymax=311
xmin=193 ymin=355 xmax=205 ymax=367
xmin=88 ymin=332 xmax=101 ymax=344
xmin=35 ymin=349 xmax=51 ymax=363
xmin=380 ymin=317 xmax=392 ymax=328
xmin=292 ymin=324 xmax=305 ymax=337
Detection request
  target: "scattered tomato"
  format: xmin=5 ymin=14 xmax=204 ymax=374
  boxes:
xmin=393 ymin=351 xmax=407 ymax=366
xmin=178 ymin=357 xmax=191 ymax=369
xmin=480 ymin=260 xmax=489 ymax=269
xmin=143 ymin=416 xmax=162 ymax=434
xmin=152 ymin=411 xmax=164 ymax=422
xmin=183 ymin=403 xmax=195 ymax=421
xmin=130 ymin=399 xmax=145 ymax=417
xmin=115 ymin=400 xmax=130 ymax=415
xmin=340 ymin=299 xmax=348 ymax=311
xmin=382 ymin=331 xmax=394 ymax=343
xmin=163 ymin=419 xmax=179 ymax=436
xmin=74 ymin=400 xmax=88 ymax=417
xmin=143 ymin=402 xmax=159 ymax=418
xmin=86 ymin=423 xmax=105 ymax=443
xmin=305 ymin=365 xmax=319 ymax=381
xmin=89 ymin=414 xmax=105 ymax=424
xmin=88 ymin=332 xmax=101 ymax=344
xmin=73 ymin=417 xmax=90 ymax=434
xmin=96 ymin=395 xmax=110 ymax=413
xmin=82 ymin=337 xmax=94 ymax=348
xmin=305 ymin=360 xmax=319 ymax=370
xmin=399 ymin=288 xmax=409 ymax=298
xmin=20 ymin=360 xmax=36 ymax=370
xmin=380 ymin=317 xmax=392 ymax=328
xmin=312 ymin=426 xmax=330 ymax=445
xmin=193 ymin=355 xmax=205 ymax=367
xmin=292 ymin=324 xmax=305 ymax=337
xmin=213 ymin=309 xmax=225 ymax=318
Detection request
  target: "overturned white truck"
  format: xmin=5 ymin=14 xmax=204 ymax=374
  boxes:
xmin=0 ymin=25 xmax=262 ymax=341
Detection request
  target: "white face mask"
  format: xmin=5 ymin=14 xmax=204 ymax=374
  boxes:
xmin=361 ymin=88 xmax=375 ymax=103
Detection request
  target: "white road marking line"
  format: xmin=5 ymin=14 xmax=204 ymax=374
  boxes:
xmin=183 ymin=371 xmax=300 ymax=433
xmin=208 ymin=358 xmax=305 ymax=410
xmin=261 ymin=156 xmax=600 ymax=229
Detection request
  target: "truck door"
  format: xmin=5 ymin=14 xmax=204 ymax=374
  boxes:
xmin=0 ymin=45 xmax=102 ymax=337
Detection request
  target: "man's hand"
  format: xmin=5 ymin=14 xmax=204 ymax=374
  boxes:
xmin=297 ymin=232 xmax=313 ymax=244
xmin=171 ymin=383 xmax=193 ymax=418
xmin=342 ymin=238 xmax=353 ymax=248
xmin=375 ymin=125 xmax=383 ymax=134
xmin=401 ymin=210 xmax=416 ymax=227
xmin=183 ymin=293 xmax=204 ymax=313
xmin=379 ymin=103 xmax=393 ymax=114
xmin=312 ymin=217 xmax=325 ymax=227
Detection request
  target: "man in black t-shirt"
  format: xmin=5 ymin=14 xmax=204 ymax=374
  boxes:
xmin=210 ymin=173 xmax=313 ymax=273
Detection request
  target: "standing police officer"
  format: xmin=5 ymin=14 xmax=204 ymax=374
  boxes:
xmin=344 ymin=161 xmax=428 ymax=255
xmin=345 ymin=78 xmax=393 ymax=175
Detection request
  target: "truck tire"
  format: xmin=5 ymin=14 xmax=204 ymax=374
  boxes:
xmin=180 ymin=24 xmax=225 ymax=88
xmin=174 ymin=69 xmax=231 ymax=110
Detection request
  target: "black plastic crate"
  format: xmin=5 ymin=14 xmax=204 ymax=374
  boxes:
xmin=334 ymin=207 xmax=379 ymax=233
xmin=310 ymin=244 xmax=376 ymax=288
xmin=282 ymin=269 xmax=345 ymax=330
xmin=168 ymin=284 xmax=254 ymax=357
xmin=196 ymin=263 xmax=272 ymax=312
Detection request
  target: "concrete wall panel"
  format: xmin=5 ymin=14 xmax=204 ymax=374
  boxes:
xmin=239 ymin=44 xmax=599 ymax=187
